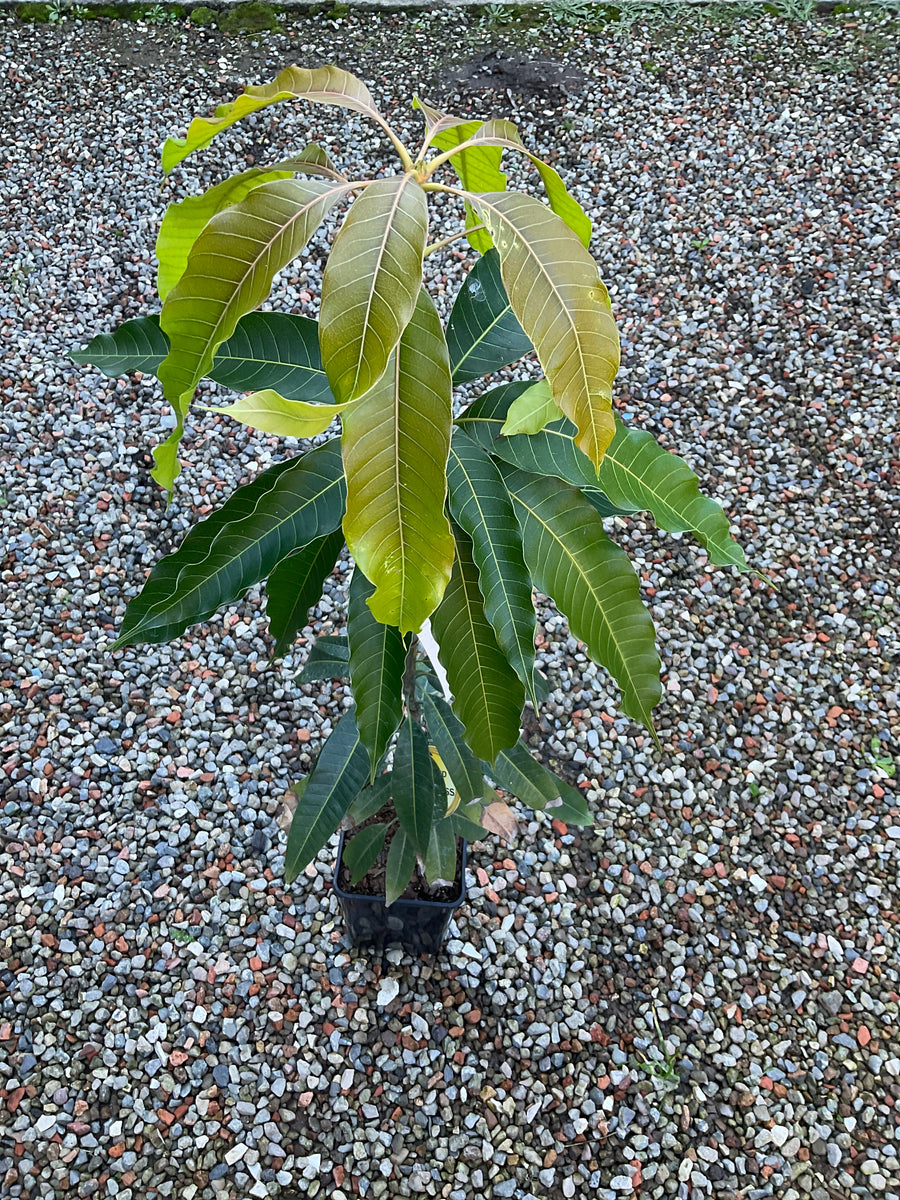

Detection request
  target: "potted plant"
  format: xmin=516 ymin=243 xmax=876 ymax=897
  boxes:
xmin=73 ymin=66 xmax=750 ymax=952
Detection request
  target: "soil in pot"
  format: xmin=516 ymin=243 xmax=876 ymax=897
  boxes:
xmin=336 ymin=805 xmax=464 ymax=903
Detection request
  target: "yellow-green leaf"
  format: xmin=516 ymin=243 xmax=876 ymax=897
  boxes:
xmin=320 ymin=174 xmax=429 ymax=405
xmin=341 ymin=289 xmax=454 ymax=634
xmin=499 ymin=380 xmax=562 ymax=437
xmin=154 ymin=177 xmax=351 ymax=491
xmin=456 ymin=119 xmax=592 ymax=247
xmin=467 ymin=190 xmax=619 ymax=471
xmin=203 ymin=390 xmax=349 ymax=438
xmin=162 ymin=65 xmax=386 ymax=174
xmin=156 ymin=145 xmax=344 ymax=301
xmin=427 ymin=108 xmax=505 ymax=253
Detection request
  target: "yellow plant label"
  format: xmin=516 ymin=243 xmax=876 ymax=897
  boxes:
xmin=428 ymin=745 xmax=459 ymax=815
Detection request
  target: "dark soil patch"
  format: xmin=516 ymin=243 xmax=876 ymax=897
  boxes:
xmin=445 ymin=47 xmax=588 ymax=101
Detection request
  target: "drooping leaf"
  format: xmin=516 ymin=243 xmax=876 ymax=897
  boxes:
xmin=428 ymin=110 xmax=505 ymax=253
xmin=284 ymin=707 xmax=370 ymax=882
xmin=385 ymin=828 xmax=417 ymax=907
xmin=447 ymin=429 xmax=537 ymax=706
xmin=320 ymin=173 xmax=429 ymax=405
xmin=341 ymin=288 xmax=454 ymax=633
xmin=492 ymin=740 xmax=592 ymax=825
xmin=419 ymin=689 xmax=485 ymax=807
xmin=544 ymin=787 xmax=592 ymax=826
xmin=481 ymin=798 xmax=518 ymax=839
xmin=295 ymin=634 xmax=350 ymax=683
xmin=347 ymin=771 xmax=393 ymax=825
xmin=465 ymin=190 xmax=619 ymax=471
xmin=112 ymin=439 xmax=345 ymax=649
xmin=448 ymin=807 xmax=487 ymax=842
xmin=347 ymin=568 xmax=407 ymax=775
xmin=430 ymin=525 xmax=524 ymax=763
xmin=424 ymin=819 xmax=458 ymax=887
xmin=155 ymin=178 xmax=351 ymax=490
xmin=392 ymin=717 xmax=438 ymax=858
xmin=266 ymin=529 xmax=345 ymax=659
xmin=446 ymin=250 xmax=532 ymax=386
xmin=460 ymin=386 xmax=747 ymax=568
xmin=343 ymin=823 xmax=388 ymax=886
xmin=73 ymin=312 xmax=335 ymax=404
xmin=499 ymin=380 xmax=561 ymax=437
xmin=448 ymin=119 xmax=592 ymax=248
xmin=587 ymin=423 xmax=750 ymax=571
xmin=499 ymin=463 xmax=662 ymax=730
xmin=157 ymin=146 xmax=345 ymax=301
xmin=204 ymin=390 xmax=348 ymax=438
xmin=162 ymin=65 xmax=389 ymax=174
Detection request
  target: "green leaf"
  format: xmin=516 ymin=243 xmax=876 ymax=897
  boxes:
xmin=343 ymin=823 xmax=388 ymax=886
xmin=162 ymin=65 xmax=388 ymax=174
xmin=348 ymin=568 xmax=407 ymax=775
xmin=341 ymin=288 xmax=454 ymax=633
xmin=446 ymin=250 xmax=532 ymax=386
xmin=447 ymin=429 xmax=537 ymax=706
xmin=545 ymin=787 xmax=592 ymax=826
xmin=320 ymin=174 xmax=429 ymax=405
xmin=465 ymin=190 xmax=619 ymax=471
xmin=586 ymin=423 xmax=750 ymax=571
xmin=392 ymin=717 xmax=438 ymax=858
xmin=204 ymin=389 xmax=349 ymax=438
xmin=499 ymin=463 xmax=662 ymax=730
xmin=492 ymin=741 xmax=592 ymax=825
xmin=499 ymin=380 xmax=561 ymax=437
xmin=448 ymin=808 xmax=487 ymax=842
xmin=430 ymin=525 xmax=524 ymax=763
xmin=347 ymin=771 xmax=392 ymax=824
xmin=73 ymin=312 xmax=335 ymax=405
xmin=385 ymin=828 xmax=417 ymax=907
xmin=71 ymin=315 xmax=168 ymax=374
xmin=424 ymin=819 xmax=458 ymax=887
xmin=284 ymin=707 xmax=370 ymax=882
xmin=461 ymin=386 xmax=747 ymax=569
xmin=112 ymin=439 xmax=345 ymax=649
xmin=209 ymin=312 xmax=333 ymax=402
xmin=419 ymin=689 xmax=485 ymax=807
xmin=458 ymin=381 xmax=632 ymax=514
xmin=295 ymin=634 xmax=350 ymax=683
xmin=454 ymin=119 xmax=592 ymax=247
xmin=266 ymin=530 xmax=345 ymax=659
xmin=155 ymin=178 xmax=351 ymax=491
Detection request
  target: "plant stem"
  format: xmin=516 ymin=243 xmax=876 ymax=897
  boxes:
xmin=423 ymin=225 xmax=486 ymax=257
xmin=402 ymin=634 xmax=420 ymax=719
xmin=374 ymin=118 xmax=415 ymax=173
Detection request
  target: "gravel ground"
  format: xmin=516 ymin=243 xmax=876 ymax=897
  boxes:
xmin=2 ymin=7 xmax=899 ymax=1200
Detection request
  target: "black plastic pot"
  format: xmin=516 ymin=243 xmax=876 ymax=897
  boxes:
xmin=333 ymin=832 xmax=467 ymax=954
